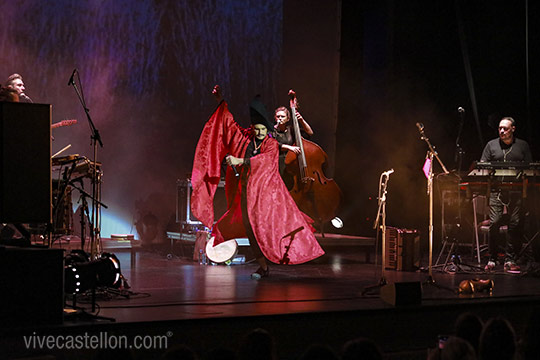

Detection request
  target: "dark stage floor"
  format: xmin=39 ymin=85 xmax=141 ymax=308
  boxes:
xmin=2 ymin=235 xmax=540 ymax=359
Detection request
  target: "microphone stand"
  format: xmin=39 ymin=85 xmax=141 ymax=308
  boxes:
xmin=440 ymin=109 xmax=466 ymax=269
xmin=69 ymin=71 xmax=106 ymax=259
xmin=454 ymin=109 xmax=465 ymax=247
xmin=454 ymin=109 xmax=465 ymax=174
xmin=416 ymin=124 xmax=453 ymax=291
xmin=434 ymin=109 xmax=467 ymax=270
xmin=362 ymin=170 xmax=392 ymax=295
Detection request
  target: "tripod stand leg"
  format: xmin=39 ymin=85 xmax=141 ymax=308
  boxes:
xmin=517 ymin=231 xmax=539 ymax=262
xmin=435 ymin=239 xmax=456 ymax=267
xmin=435 ymin=239 xmax=448 ymax=265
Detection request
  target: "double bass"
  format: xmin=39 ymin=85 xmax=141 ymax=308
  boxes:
xmin=284 ymin=90 xmax=343 ymax=231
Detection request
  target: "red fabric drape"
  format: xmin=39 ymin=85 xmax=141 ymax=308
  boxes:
xmin=191 ymin=101 xmax=324 ymax=264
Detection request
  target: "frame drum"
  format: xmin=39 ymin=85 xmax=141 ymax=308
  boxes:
xmin=205 ymin=236 xmax=238 ymax=264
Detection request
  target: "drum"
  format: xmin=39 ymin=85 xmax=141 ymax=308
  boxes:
xmin=205 ymin=236 xmax=238 ymax=264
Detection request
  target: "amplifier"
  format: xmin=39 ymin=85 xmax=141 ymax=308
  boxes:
xmin=0 ymin=102 xmax=52 ymax=223
xmin=385 ymin=227 xmax=420 ymax=271
xmin=0 ymin=247 xmax=64 ymax=326
xmin=176 ymin=178 xmax=227 ymax=225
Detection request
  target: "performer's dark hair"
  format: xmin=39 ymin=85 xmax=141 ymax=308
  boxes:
xmin=0 ymin=86 xmax=19 ymax=102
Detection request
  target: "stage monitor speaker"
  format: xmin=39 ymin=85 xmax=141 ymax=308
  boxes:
xmin=176 ymin=178 xmax=227 ymax=225
xmin=0 ymin=102 xmax=51 ymax=223
xmin=385 ymin=227 xmax=420 ymax=271
xmin=0 ymin=246 xmax=64 ymax=326
xmin=380 ymin=281 xmax=422 ymax=306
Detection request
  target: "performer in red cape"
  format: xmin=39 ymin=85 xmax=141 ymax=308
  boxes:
xmin=191 ymin=85 xmax=324 ymax=279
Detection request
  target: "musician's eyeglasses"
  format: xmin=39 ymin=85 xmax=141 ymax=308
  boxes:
xmin=499 ymin=126 xmax=512 ymax=131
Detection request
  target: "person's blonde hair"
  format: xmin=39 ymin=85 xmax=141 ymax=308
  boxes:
xmin=274 ymin=106 xmax=290 ymax=121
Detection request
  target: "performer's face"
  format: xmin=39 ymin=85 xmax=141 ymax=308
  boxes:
xmin=274 ymin=110 xmax=289 ymax=125
xmin=7 ymin=79 xmax=25 ymax=95
xmin=498 ymin=119 xmax=514 ymax=142
xmin=253 ymin=124 xmax=268 ymax=140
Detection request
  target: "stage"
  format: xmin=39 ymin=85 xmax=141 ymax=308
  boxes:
xmin=2 ymin=235 xmax=540 ymax=360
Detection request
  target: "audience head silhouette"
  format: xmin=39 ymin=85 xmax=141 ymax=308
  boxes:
xmin=479 ymin=317 xmax=516 ymax=360
xmin=237 ymin=328 xmax=276 ymax=360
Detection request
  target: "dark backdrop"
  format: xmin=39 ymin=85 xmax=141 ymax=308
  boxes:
xmin=1 ymin=0 xmax=539 ymax=246
xmin=336 ymin=0 xmax=540 ymax=245
xmin=0 ymin=1 xmax=284 ymax=242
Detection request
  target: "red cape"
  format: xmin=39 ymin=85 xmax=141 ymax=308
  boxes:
xmin=191 ymin=101 xmax=324 ymax=264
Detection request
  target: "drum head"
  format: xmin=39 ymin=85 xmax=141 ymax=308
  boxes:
xmin=205 ymin=236 xmax=238 ymax=264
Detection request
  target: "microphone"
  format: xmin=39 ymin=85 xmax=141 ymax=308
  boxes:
xmin=226 ymin=155 xmax=240 ymax=177
xmin=231 ymin=165 xmax=239 ymax=177
xmin=281 ymin=226 xmax=305 ymax=240
xmin=19 ymin=93 xmax=33 ymax=103
xmin=458 ymin=107 xmax=465 ymax=113
xmin=382 ymin=169 xmax=394 ymax=177
xmin=67 ymin=69 xmax=77 ymax=86
xmin=415 ymin=122 xmax=424 ymax=132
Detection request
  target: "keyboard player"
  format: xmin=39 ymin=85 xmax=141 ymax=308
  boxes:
xmin=480 ymin=117 xmax=532 ymax=272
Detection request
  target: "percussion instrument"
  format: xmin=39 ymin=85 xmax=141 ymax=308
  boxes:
xmin=52 ymin=154 xmax=81 ymax=166
xmin=72 ymin=158 xmax=102 ymax=179
xmin=52 ymin=155 xmax=102 ymax=179
xmin=205 ymin=236 xmax=238 ymax=264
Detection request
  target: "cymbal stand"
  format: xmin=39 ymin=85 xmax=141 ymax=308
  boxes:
xmin=415 ymin=123 xmax=453 ymax=290
xmin=50 ymin=162 xmax=77 ymax=243
xmin=69 ymin=70 xmax=105 ymax=259
xmin=518 ymin=179 xmax=540 ymax=264
xmin=362 ymin=169 xmax=393 ymax=295
xmin=70 ymin=181 xmax=108 ymax=252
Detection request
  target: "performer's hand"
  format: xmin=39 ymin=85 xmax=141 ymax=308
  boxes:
xmin=212 ymin=85 xmax=223 ymax=103
xmin=226 ymin=155 xmax=243 ymax=166
xmin=283 ymin=144 xmax=301 ymax=154
xmin=295 ymin=109 xmax=314 ymax=136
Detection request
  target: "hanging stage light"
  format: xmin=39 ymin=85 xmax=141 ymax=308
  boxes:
xmin=64 ymin=251 xmax=123 ymax=294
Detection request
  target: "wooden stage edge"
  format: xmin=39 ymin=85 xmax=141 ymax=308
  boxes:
xmin=3 ymin=292 xmax=540 ymax=360
xmin=2 ymin=234 xmax=540 ymax=360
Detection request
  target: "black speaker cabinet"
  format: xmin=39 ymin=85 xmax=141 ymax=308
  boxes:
xmin=385 ymin=227 xmax=420 ymax=271
xmin=0 ymin=102 xmax=52 ymax=223
xmin=380 ymin=281 xmax=422 ymax=306
xmin=0 ymin=246 xmax=64 ymax=326
xmin=176 ymin=178 xmax=227 ymax=225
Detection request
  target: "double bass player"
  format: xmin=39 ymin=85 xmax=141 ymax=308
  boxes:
xmin=272 ymin=90 xmax=342 ymax=231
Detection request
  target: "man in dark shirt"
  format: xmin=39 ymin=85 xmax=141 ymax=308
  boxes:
xmin=480 ymin=117 xmax=532 ymax=272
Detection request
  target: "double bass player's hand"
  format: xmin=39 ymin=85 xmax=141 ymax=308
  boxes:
xmin=282 ymin=144 xmax=302 ymax=155
xmin=288 ymin=89 xmax=313 ymax=136
xmin=212 ymin=85 xmax=223 ymax=103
